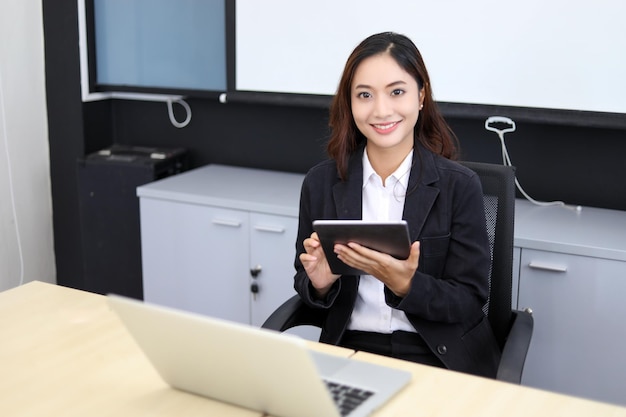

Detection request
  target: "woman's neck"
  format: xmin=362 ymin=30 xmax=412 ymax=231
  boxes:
xmin=366 ymin=144 xmax=413 ymax=184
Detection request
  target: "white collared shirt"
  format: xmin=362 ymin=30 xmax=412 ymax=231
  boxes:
xmin=346 ymin=147 xmax=417 ymax=333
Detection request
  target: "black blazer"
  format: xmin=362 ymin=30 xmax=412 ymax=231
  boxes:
xmin=293 ymin=145 xmax=501 ymax=378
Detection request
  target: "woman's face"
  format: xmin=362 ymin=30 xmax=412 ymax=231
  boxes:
xmin=351 ymin=53 xmax=424 ymax=154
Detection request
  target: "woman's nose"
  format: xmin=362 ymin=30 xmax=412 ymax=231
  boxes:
xmin=373 ymin=96 xmax=392 ymax=118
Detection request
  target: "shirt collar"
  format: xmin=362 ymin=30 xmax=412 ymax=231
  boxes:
xmin=362 ymin=147 xmax=413 ymax=189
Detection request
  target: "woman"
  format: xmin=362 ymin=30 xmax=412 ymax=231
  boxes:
xmin=294 ymin=32 xmax=501 ymax=377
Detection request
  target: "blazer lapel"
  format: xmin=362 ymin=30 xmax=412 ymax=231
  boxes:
xmin=332 ymin=149 xmax=364 ymax=220
xmin=403 ymin=148 xmax=440 ymax=241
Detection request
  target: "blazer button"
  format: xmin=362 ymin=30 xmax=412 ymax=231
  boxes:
xmin=437 ymin=345 xmax=448 ymax=355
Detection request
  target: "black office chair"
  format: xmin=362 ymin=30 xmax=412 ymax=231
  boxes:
xmin=262 ymin=161 xmax=533 ymax=384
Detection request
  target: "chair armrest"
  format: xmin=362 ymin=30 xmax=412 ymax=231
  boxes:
xmin=261 ymin=295 xmax=326 ymax=332
xmin=496 ymin=309 xmax=534 ymax=384
xmin=261 ymin=295 xmax=305 ymax=331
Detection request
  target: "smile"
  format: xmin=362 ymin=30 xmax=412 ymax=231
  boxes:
xmin=371 ymin=121 xmax=400 ymax=132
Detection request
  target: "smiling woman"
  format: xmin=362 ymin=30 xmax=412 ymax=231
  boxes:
xmin=292 ymin=32 xmax=502 ymax=379
xmin=350 ymin=54 xmax=422 ymax=168
xmin=328 ymin=32 xmax=458 ymax=181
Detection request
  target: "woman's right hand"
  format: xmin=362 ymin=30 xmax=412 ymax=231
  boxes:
xmin=299 ymin=232 xmax=340 ymax=298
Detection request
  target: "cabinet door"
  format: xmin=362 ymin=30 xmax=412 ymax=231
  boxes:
xmin=518 ymin=248 xmax=626 ymax=406
xmin=248 ymin=212 xmax=299 ymax=326
xmin=249 ymin=213 xmax=321 ymax=340
xmin=141 ymin=199 xmax=250 ymax=323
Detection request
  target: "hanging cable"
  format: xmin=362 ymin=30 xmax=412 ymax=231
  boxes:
xmin=167 ymin=98 xmax=192 ymax=128
xmin=485 ymin=116 xmax=582 ymax=212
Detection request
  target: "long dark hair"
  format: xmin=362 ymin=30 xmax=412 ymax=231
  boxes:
xmin=327 ymin=32 xmax=459 ymax=180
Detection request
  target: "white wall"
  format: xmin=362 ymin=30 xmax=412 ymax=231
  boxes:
xmin=236 ymin=0 xmax=626 ymax=114
xmin=0 ymin=0 xmax=55 ymax=291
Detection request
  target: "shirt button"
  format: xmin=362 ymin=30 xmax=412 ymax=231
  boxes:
xmin=437 ymin=345 xmax=448 ymax=355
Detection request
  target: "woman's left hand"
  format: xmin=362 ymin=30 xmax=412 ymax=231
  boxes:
xmin=334 ymin=241 xmax=421 ymax=297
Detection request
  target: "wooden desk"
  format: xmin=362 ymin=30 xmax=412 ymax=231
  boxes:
xmin=3 ymin=281 xmax=625 ymax=417
xmin=0 ymin=281 xmax=263 ymax=416
xmin=352 ymin=351 xmax=626 ymax=417
xmin=0 ymin=281 xmax=355 ymax=417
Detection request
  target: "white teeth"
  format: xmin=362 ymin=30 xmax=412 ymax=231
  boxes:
xmin=373 ymin=122 xmax=397 ymax=130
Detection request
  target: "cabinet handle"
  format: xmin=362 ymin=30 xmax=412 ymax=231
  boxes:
xmin=528 ymin=261 xmax=568 ymax=273
xmin=211 ymin=219 xmax=242 ymax=228
xmin=253 ymin=225 xmax=285 ymax=234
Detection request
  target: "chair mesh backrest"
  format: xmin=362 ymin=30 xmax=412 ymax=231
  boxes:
xmin=460 ymin=161 xmax=516 ymax=349
xmin=482 ymin=195 xmax=498 ymax=316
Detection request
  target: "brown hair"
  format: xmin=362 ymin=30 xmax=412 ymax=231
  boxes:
xmin=327 ymin=32 xmax=459 ymax=180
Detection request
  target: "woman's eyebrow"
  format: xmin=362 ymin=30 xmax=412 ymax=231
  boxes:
xmin=354 ymin=80 xmax=408 ymax=90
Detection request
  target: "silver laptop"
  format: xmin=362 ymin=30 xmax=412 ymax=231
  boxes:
xmin=108 ymin=295 xmax=411 ymax=417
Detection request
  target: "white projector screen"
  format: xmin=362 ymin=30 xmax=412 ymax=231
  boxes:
xmin=236 ymin=0 xmax=626 ymax=115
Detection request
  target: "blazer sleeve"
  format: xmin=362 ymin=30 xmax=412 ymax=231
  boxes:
xmin=293 ymin=165 xmax=342 ymax=309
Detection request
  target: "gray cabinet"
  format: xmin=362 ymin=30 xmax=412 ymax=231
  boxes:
xmin=514 ymin=200 xmax=626 ymax=406
xmin=137 ymin=165 xmax=305 ymax=326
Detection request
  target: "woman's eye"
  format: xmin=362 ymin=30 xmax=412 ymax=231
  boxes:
xmin=357 ymin=91 xmax=371 ymax=99
xmin=391 ymin=89 xmax=405 ymax=96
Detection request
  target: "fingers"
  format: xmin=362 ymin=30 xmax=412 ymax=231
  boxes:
xmin=335 ymin=242 xmax=376 ymax=273
xmin=299 ymin=252 xmax=317 ymax=264
xmin=336 ymin=241 xmax=421 ymax=281
xmin=407 ymin=241 xmax=420 ymax=267
xmin=300 ymin=232 xmax=340 ymax=293
xmin=302 ymin=232 xmax=321 ymax=254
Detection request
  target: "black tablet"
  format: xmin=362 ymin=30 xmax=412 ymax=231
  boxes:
xmin=312 ymin=220 xmax=411 ymax=275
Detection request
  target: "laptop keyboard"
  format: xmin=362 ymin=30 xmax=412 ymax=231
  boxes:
xmin=324 ymin=380 xmax=374 ymax=416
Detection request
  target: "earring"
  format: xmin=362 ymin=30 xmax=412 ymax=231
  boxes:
xmin=419 ymin=104 xmax=423 ymax=110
